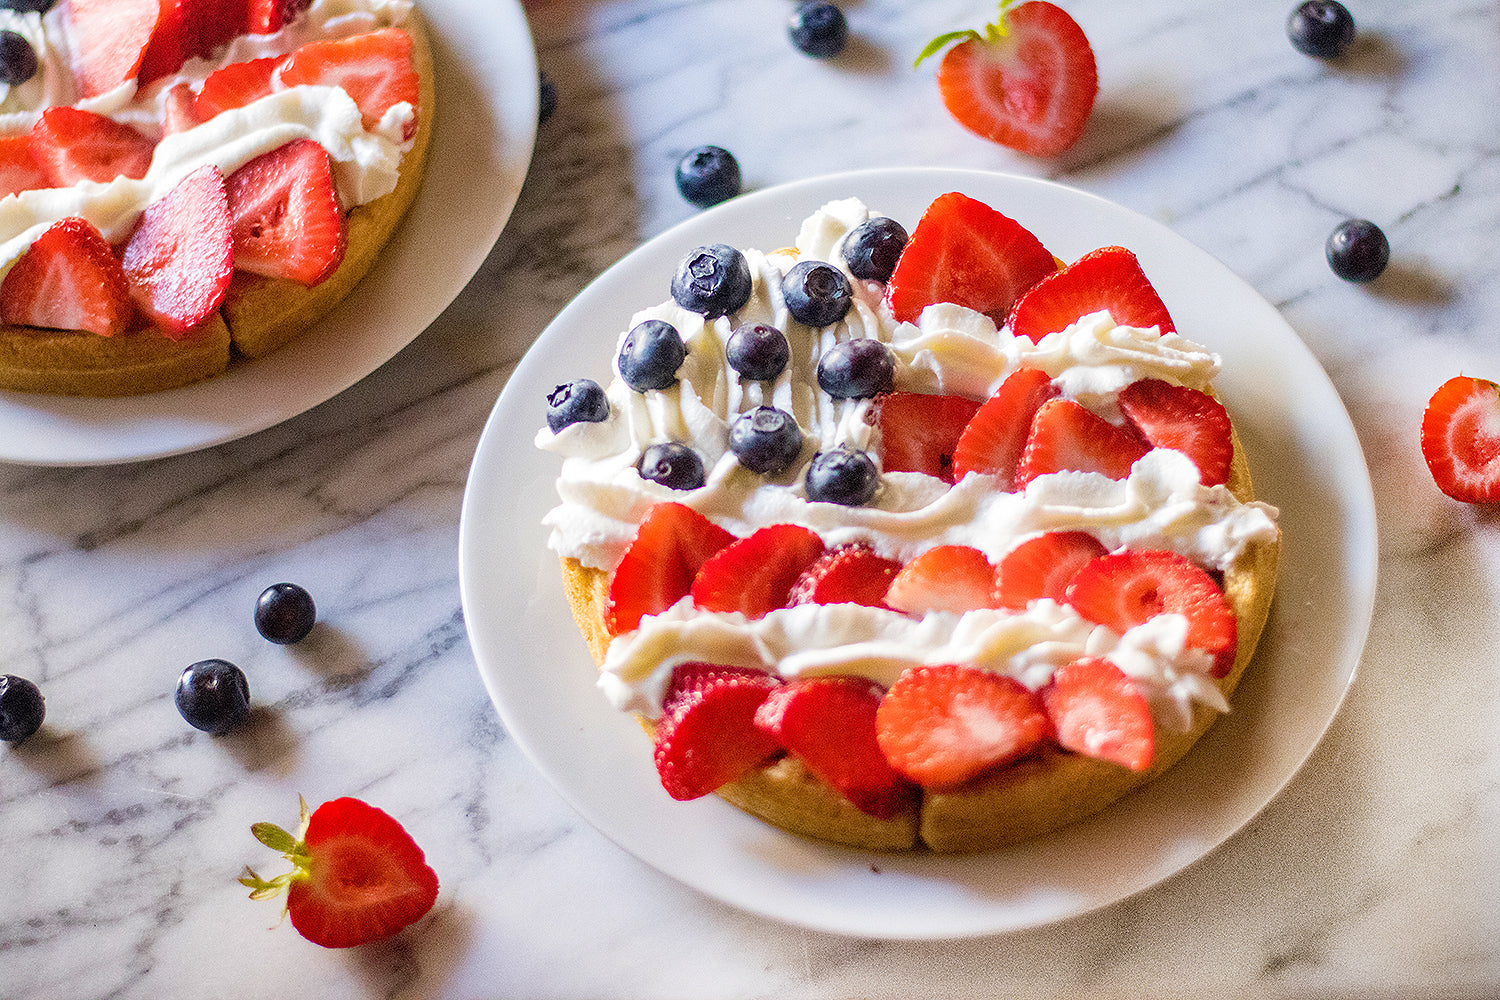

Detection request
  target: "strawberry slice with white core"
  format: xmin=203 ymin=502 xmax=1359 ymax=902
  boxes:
xmin=30 ymin=106 xmax=156 ymax=186
xmin=66 ymin=0 xmax=161 ymax=99
xmin=1007 ymin=245 xmax=1175 ymax=344
xmin=0 ymin=217 xmax=135 ymax=337
xmin=876 ymin=391 xmax=982 ymax=483
xmin=606 ymin=502 xmax=735 ymax=635
xmin=951 ymin=366 xmax=1058 ymax=488
xmin=993 ymin=530 xmax=1107 ymax=610
xmin=653 ymin=663 xmax=782 ymax=800
xmin=1420 ymin=375 xmax=1500 ymax=504
xmin=884 ymin=544 xmax=997 ymax=616
xmin=1015 ymin=397 xmax=1148 ymax=486
xmin=226 ymin=138 xmax=347 ymax=286
xmin=1118 ymin=378 xmax=1233 ymax=487
xmin=120 ymin=164 xmax=236 ymax=335
xmin=691 ymin=523 xmax=826 ymax=618
xmin=1041 ymin=656 xmax=1154 ymax=771
xmin=279 ymin=28 xmax=420 ymax=139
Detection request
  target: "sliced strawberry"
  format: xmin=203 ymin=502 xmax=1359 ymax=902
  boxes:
xmin=1014 ymin=397 xmax=1148 ymax=486
xmin=1065 ymin=549 xmax=1237 ymax=677
xmin=691 ymin=523 xmax=826 ymax=618
xmin=0 ymin=135 xmax=47 ymax=197
xmin=884 ymin=191 xmax=1057 ymax=326
xmin=884 ymin=545 xmax=997 ymax=616
xmin=66 ymin=0 xmax=161 ymax=99
xmin=247 ymin=0 xmax=312 ymax=34
xmin=1118 ymin=378 xmax=1233 ymax=487
xmin=1041 ymin=656 xmax=1154 ymax=771
xmin=951 ymin=366 xmax=1058 ymax=489
xmin=30 ymin=106 xmax=156 ymax=186
xmin=653 ymin=664 xmax=782 ymax=800
xmin=605 ymin=502 xmax=735 ymax=635
xmin=160 ymin=83 xmax=202 ymax=136
xmin=226 ymin=138 xmax=346 ymax=286
xmin=875 ymin=664 xmax=1050 ymax=788
xmin=121 ymin=165 xmax=234 ymax=335
xmin=196 ymin=57 xmax=281 ymax=121
xmin=1420 ymin=375 xmax=1500 ymax=504
xmin=137 ymin=0 xmax=196 ymax=84
xmin=920 ymin=1 xmax=1098 ymax=157
xmin=279 ymin=28 xmax=420 ymax=139
xmin=994 ymin=530 xmax=1107 ymax=609
xmin=0 ymin=217 xmax=136 ymax=337
xmin=1007 ymin=245 xmax=1175 ymax=343
xmin=789 ymin=542 xmax=901 ymax=608
xmin=754 ymin=676 xmax=917 ymax=819
xmin=876 ymin=391 xmax=982 ymax=483
xmin=193 ymin=0 xmax=252 ymax=57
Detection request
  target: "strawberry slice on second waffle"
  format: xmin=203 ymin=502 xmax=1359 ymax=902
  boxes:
xmin=1007 ymin=245 xmax=1175 ymax=343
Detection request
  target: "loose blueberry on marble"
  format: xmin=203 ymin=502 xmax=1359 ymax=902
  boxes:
xmin=805 ymin=447 xmax=879 ymax=506
xmin=1326 ymin=218 xmax=1389 ymax=282
xmin=726 ymin=322 xmax=790 ymax=381
xmin=255 ymin=582 xmax=317 ymax=644
xmin=817 ymin=338 xmax=894 ymax=398
xmin=175 ymin=659 xmax=250 ymax=734
xmin=0 ymin=0 xmax=52 ymax=15
xmin=788 ymin=0 xmax=848 ymax=58
xmin=0 ymin=674 xmax=44 ymax=742
xmin=0 ymin=30 xmax=37 ymax=86
xmin=618 ymin=320 xmax=687 ymax=392
xmin=842 ymin=217 xmax=909 ymax=283
xmin=1287 ymin=1 xmax=1355 ymax=57
xmin=671 ymin=244 xmax=753 ymax=318
xmin=638 ymin=442 xmax=707 ymax=490
xmin=675 ymin=145 xmax=742 ymax=208
xmin=782 ymin=260 xmax=853 ymax=327
xmin=547 ymin=378 xmax=610 ymax=431
xmin=730 ymin=406 xmax=805 ymax=474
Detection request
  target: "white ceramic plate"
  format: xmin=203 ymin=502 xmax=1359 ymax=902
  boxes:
xmin=459 ymin=167 xmax=1377 ymax=940
xmin=0 ymin=0 xmax=538 ymax=467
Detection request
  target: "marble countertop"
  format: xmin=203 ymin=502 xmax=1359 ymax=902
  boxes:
xmin=4 ymin=0 xmax=1499 ymax=996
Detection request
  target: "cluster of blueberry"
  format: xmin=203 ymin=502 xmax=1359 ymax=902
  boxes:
xmin=546 ymin=216 xmax=910 ymax=508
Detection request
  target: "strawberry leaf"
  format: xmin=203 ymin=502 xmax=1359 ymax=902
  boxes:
xmin=251 ymin=821 xmax=298 ymax=853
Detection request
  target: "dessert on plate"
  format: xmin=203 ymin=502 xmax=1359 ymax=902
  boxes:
xmin=536 ymin=191 xmax=1281 ymax=853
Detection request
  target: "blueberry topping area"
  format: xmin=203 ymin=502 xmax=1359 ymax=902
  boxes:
xmin=676 ymin=145 xmax=742 ymax=208
xmin=618 ymin=319 xmax=687 ymax=391
xmin=638 ymin=442 xmax=707 ymax=490
xmin=729 ymin=406 xmax=805 ymax=474
xmin=782 ymin=260 xmax=853 ymax=327
xmin=726 ymin=322 xmax=790 ymax=382
xmin=670 ymin=244 xmax=753 ymax=318
xmin=1287 ymin=1 xmax=1355 ymax=58
xmin=547 ymin=378 xmax=610 ymax=431
xmin=788 ymin=0 xmax=848 ymax=58
xmin=0 ymin=30 xmax=37 ymax=87
xmin=0 ymin=674 xmax=44 ymax=742
xmin=1326 ymin=218 xmax=1389 ymax=282
xmin=255 ymin=583 xmax=317 ymax=644
xmin=817 ymin=338 xmax=895 ymax=399
xmin=842 ymin=217 xmax=909 ymax=282
xmin=0 ymin=0 xmax=53 ymax=15
xmin=175 ymin=659 xmax=251 ymax=735
xmin=805 ymin=447 xmax=879 ymax=506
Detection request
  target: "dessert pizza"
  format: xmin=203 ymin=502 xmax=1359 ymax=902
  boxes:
xmin=537 ymin=192 xmax=1281 ymax=853
xmin=0 ymin=0 xmax=432 ymax=396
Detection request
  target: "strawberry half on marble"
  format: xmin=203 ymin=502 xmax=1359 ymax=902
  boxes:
xmin=1420 ymin=375 xmax=1500 ymax=504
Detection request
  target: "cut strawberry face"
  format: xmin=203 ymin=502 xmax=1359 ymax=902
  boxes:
xmin=654 ymin=663 xmax=782 ymax=800
xmin=951 ymin=366 xmax=1058 ymax=489
xmin=196 ymin=57 xmax=282 ymax=121
xmin=30 ymin=106 xmax=156 ymax=187
xmin=280 ymin=28 xmax=420 ymax=139
xmin=121 ymin=165 xmax=234 ymax=335
xmin=876 ymin=391 xmax=982 ymax=482
xmin=788 ymin=542 xmax=902 ymax=608
xmin=1041 ymin=656 xmax=1154 ymax=771
xmin=606 ymin=502 xmax=736 ymax=635
xmin=1007 ymin=245 xmax=1175 ymax=343
xmin=691 ymin=523 xmax=826 ymax=619
xmin=884 ymin=191 xmax=1058 ymax=327
xmin=1118 ymin=378 xmax=1233 ymax=487
xmin=66 ymin=0 xmax=161 ymax=99
xmin=884 ymin=544 xmax=997 ymax=616
xmin=226 ymin=138 xmax=346 ymax=286
xmin=994 ymin=530 xmax=1107 ymax=610
xmin=1420 ymin=375 xmax=1500 ymax=504
xmin=1014 ymin=397 xmax=1149 ymax=486
xmin=0 ymin=217 xmax=136 ymax=337
xmin=0 ymin=135 xmax=47 ymax=197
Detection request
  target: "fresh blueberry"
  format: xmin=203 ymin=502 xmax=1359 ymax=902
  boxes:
xmin=638 ymin=442 xmax=706 ymax=490
xmin=546 ymin=378 xmax=610 ymax=431
xmin=676 ymin=145 xmax=742 ymax=209
xmin=729 ymin=406 xmax=804 ymax=474
xmin=782 ymin=260 xmax=853 ymax=327
xmin=618 ymin=320 xmax=686 ymax=391
xmin=0 ymin=30 xmax=37 ymax=86
xmin=538 ymin=71 xmax=557 ymax=124
xmin=817 ymin=338 xmax=894 ymax=399
xmin=726 ymin=322 xmax=790 ymax=381
xmin=1287 ymin=1 xmax=1355 ymax=58
xmin=255 ymin=583 xmax=317 ymax=644
xmin=1326 ymin=219 xmax=1389 ymax=282
xmin=842 ymin=217 xmax=908 ymax=283
xmin=175 ymin=659 xmax=250 ymax=734
xmin=805 ymin=447 xmax=879 ymax=506
xmin=0 ymin=0 xmax=53 ymax=15
xmin=788 ymin=1 xmax=848 ymax=58
xmin=0 ymin=674 xmax=44 ymax=742
xmin=671 ymin=244 xmax=753 ymax=318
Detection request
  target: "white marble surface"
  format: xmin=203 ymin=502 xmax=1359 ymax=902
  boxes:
xmin=3 ymin=0 xmax=1499 ymax=996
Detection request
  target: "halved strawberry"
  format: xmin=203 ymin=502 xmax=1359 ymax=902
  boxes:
xmin=0 ymin=217 xmax=136 ymax=337
xmin=1014 ymin=397 xmax=1148 ymax=486
xmin=1118 ymin=378 xmax=1233 ymax=486
xmin=279 ymin=28 xmax=419 ymax=139
xmin=875 ymin=664 xmax=1050 ymax=788
xmin=876 ymin=391 xmax=982 ymax=483
xmin=951 ymin=366 xmax=1058 ymax=488
xmin=653 ymin=663 xmax=782 ymax=800
xmin=1065 ymin=549 xmax=1237 ymax=677
xmin=884 ymin=545 xmax=997 ymax=616
xmin=1420 ymin=375 xmax=1500 ymax=504
xmin=196 ymin=57 xmax=281 ymax=121
xmin=30 ymin=106 xmax=156 ymax=186
xmin=691 ymin=523 xmax=826 ymax=618
xmin=754 ymin=676 xmax=917 ymax=819
xmin=1007 ymin=246 xmax=1175 ymax=343
xmin=884 ymin=191 xmax=1058 ymax=326
xmin=239 ymin=796 xmax=439 ymax=949
xmin=918 ymin=1 xmax=1098 ymax=157
xmin=0 ymin=135 xmax=47 ymax=197
xmin=121 ymin=164 xmax=234 ymax=335
xmin=1041 ymin=656 xmax=1154 ymax=771
xmin=994 ymin=530 xmax=1107 ymax=609
xmin=788 ymin=542 xmax=901 ymax=608
xmin=226 ymin=138 xmax=346 ymax=286
xmin=160 ymin=83 xmax=202 ymax=136
xmin=605 ymin=502 xmax=735 ymax=635
xmin=66 ymin=0 xmax=161 ymax=99
xmin=248 ymin=0 xmax=312 ymax=34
